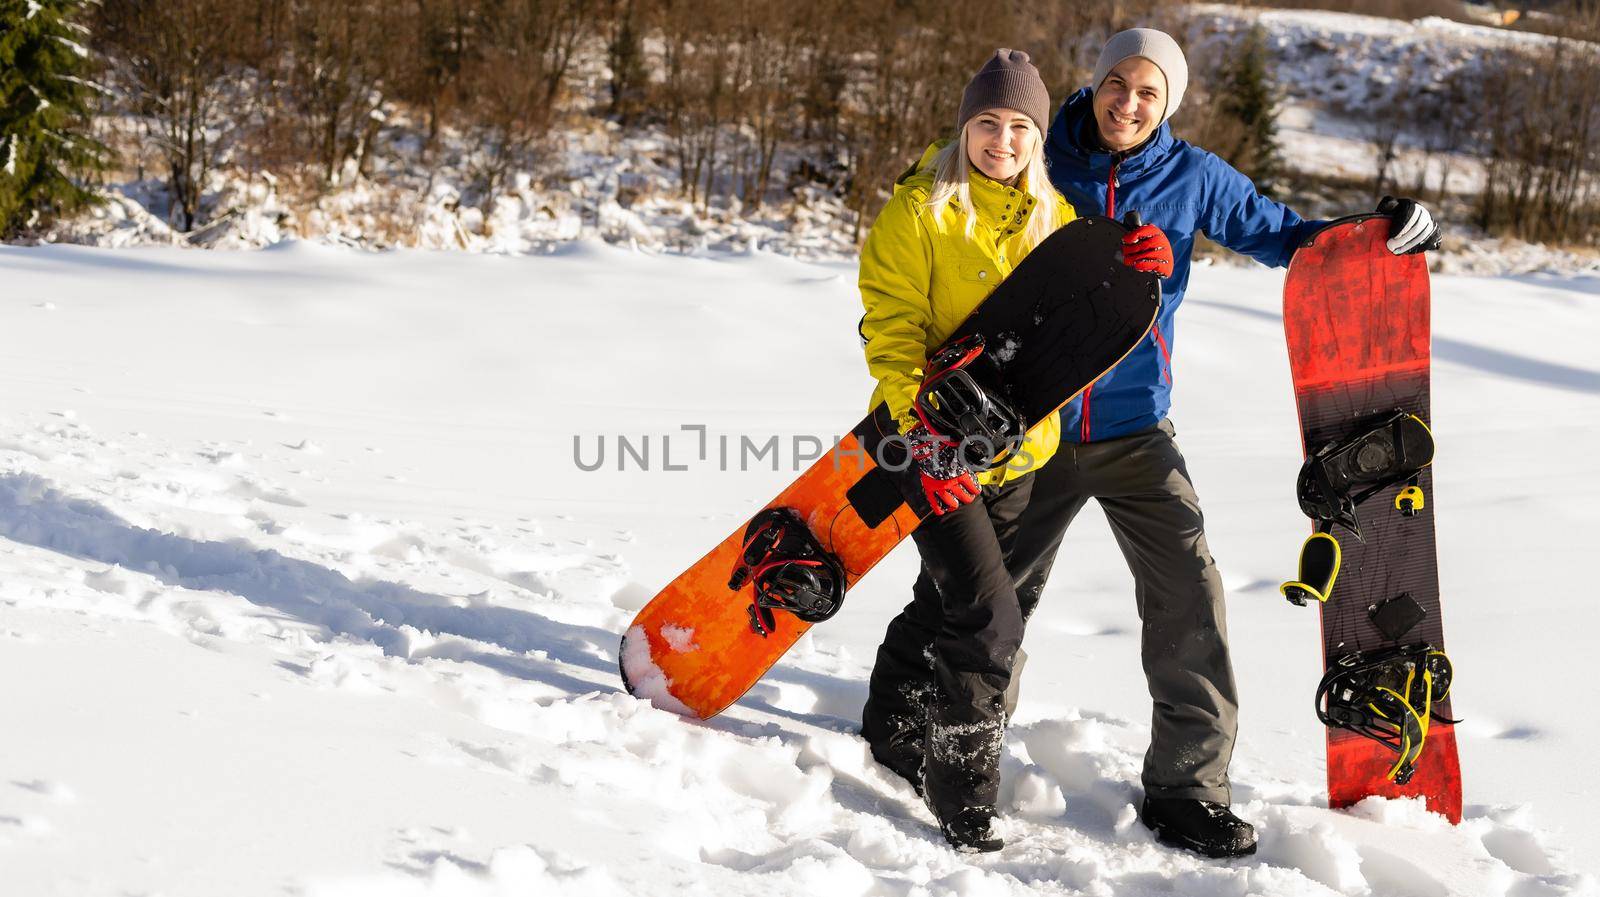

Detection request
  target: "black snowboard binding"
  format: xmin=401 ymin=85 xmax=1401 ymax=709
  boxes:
xmin=1281 ymin=532 xmax=1341 ymax=606
xmin=1316 ymin=643 xmax=1457 ymax=784
xmin=729 ymin=508 xmax=846 ymax=637
xmin=1297 ymin=411 xmax=1434 ymax=539
xmin=915 ymin=334 xmax=1025 ymax=472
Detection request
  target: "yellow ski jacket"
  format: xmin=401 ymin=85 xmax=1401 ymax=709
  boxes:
xmin=859 ymin=143 xmax=1077 ymax=485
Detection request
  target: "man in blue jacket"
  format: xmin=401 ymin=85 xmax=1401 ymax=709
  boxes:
xmin=1008 ymin=28 xmax=1440 ymax=858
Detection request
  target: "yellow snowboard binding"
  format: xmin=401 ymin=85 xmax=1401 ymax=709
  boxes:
xmin=1281 ymin=532 xmax=1342 ymax=606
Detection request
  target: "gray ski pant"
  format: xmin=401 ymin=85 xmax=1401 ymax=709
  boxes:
xmin=1009 ymin=418 xmax=1239 ymax=804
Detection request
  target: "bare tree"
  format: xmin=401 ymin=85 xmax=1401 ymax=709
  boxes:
xmin=456 ymin=0 xmax=592 ymax=205
xmin=280 ymin=0 xmax=391 ymax=186
xmin=1410 ymin=70 xmax=1473 ymax=203
xmin=95 ymin=0 xmax=247 ymax=230
xmin=654 ymin=0 xmax=738 ymax=213
xmin=390 ymin=0 xmax=475 ymax=151
xmin=1474 ymin=12 xmax=1600 ymax=246
xmin=604 ymin=0 xmax=649 ymax=123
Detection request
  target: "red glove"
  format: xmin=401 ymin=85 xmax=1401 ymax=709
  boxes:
xmin=921 ymin=468 xmax=979 ymax=516
xmin=908 ymin=425 xmax=979 ymax=516
xmin=1122 ymin=224 xmax=1174 ymax=278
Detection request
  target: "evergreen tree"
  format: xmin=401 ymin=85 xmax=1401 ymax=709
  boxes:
xmin=0 ymin=0 xmax=107 ymax=238
xmin=1216 ymin=25 xmax=1282 ymax=192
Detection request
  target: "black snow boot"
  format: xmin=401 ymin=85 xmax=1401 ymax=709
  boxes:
xmin=923 ymin=692 xmax=1007 ymax=852
xmin=862 ymin=681 xmax=932 ymax=797
xmin=934 ymin=805 xmax=1003 ymax=853
xmin=1139 ymin=797 xmax=1257 ymax=858
xmin=866 ymin=730 xmax=925 ymax=798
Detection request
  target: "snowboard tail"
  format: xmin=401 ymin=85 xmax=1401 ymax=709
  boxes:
xmin=1328 ymin=722 xmax=1461 ymax=813
xmin=1283 ymin=215 xmax=1462 ymax=823
xmin=621 ymin=426 xmax=919 ymax=717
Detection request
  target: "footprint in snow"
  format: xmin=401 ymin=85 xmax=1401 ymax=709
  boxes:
xmin=227 ymin=479 xmax=307 ymax=508
xmin=609 ymin=583 xmax=652 ymax=612
xmin=11 ymin=780 xmax=75 ymax=802
xmin=1356 ymin=845 xmax=1451 ymax=897
xmin=199 ymin=449 xmax=247 ymax=468
xmin=83 ymin=567 xmax=133 ymax=596
xmin=0 ymin=814 xmax=53 ymax=835
xmin=1231 ymin=576 xmax=1282 ymax=594
xmin=1480 ymin=824 xmax=1556 ymax=876
xmin=1493 ymin=724 xmax=1544 ymax=740
xmin=247 ymin=509 xmax=285 ymax=536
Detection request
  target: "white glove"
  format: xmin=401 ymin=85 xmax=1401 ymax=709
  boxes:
xmin=1378 ymin=196 xmax=1442 ymax=255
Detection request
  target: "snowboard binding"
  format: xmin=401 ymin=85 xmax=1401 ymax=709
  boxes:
xmin=914 ymin=334 xmax=1025 ymax=472
xmin=1316 ymin=643 xmax=1457 ymax=784
xmin=1281 ymin=532 xmax=1341 ymax=606
xmin=729 ymin=508 xmax=846 ymax=637
xmin=1297 ymin=411 xmax=1434 ymax=539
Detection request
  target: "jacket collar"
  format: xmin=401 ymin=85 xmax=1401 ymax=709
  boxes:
xmin=1047 ymin=87 xmax=1175 ymax=177
xmin=966 ymin=165 xmax=1037 ymax=231
xmin=901 ymin=140 xmax=1039 ymax=233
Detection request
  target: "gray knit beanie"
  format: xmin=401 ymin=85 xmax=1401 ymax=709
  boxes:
xmin=957 ymin=49 xmax=1051 ymax=134
xmin=1090 ymin=28 xmax=1189 ymax=124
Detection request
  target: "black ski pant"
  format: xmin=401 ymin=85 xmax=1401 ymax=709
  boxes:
xmin=860 ymin=473 xmax=1033 ymax=822
xmin=1008 ymin=419 xmax=1239 ymax=804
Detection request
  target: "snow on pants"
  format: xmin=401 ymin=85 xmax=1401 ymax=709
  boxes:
xmin=860 ymin=473 xmax=1033 ymax=821
xmin=1009 ymin=418 xmax=1239 ymax=804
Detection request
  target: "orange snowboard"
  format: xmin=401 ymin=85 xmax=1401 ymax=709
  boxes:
xmin=620 ymin=216 xmax=1160 ymax=719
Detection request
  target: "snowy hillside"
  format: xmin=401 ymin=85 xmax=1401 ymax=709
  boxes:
xmin=1190 ymin=4 xmax=1569 ymax=114
xmin=2 ymin=240 xmax=1596 ymax=896
xmin=1187 ymin=4 xmax=1598 ymax=232
xmin=42 ymin=4 xmax=1596 ymax=279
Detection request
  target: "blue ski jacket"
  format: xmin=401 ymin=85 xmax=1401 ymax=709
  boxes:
xmin=1045 ymin=88 xmax=1324 ymax=442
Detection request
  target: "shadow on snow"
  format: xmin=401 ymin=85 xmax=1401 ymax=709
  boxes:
xmin=0 ymin=473 xmax=621 ymax=699
xmin=1199 ymin=299 xmax=1600 ymax=395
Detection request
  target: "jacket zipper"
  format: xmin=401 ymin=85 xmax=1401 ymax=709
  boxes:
xmin=1105 ymin=159 xmax=1120 ymax=220
xmin=1080 ymin=384 xmax=1093 ymax=442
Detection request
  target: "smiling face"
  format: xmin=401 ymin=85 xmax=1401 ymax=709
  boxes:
xmin=964 ymin=108 xmax=1039 ymax=183
xmin=1092 ymin=56 xmax=1167 ymax=152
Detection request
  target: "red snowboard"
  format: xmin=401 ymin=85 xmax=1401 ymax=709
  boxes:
xmin=1282 ymin=215 xmax=1462 ymax=823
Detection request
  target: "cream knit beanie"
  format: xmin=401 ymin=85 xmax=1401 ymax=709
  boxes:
xmin=1090 ymin=28 xmax=1189 ymax=124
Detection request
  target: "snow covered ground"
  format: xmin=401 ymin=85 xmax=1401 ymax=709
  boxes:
xmin=2 ymin=240 xmax=1597 ymax=896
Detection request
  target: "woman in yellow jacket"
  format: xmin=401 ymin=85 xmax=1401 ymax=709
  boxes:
xmin=856 ymin=49 xmax=1076 ymax=852
xmin=859 ymin=50 xmax=1168 ymax=852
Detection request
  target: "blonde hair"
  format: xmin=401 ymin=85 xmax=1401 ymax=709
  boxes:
xmin=924 ymin=120 xmax=1063 ymax=250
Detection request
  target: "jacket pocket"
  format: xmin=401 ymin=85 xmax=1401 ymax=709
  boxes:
xmin=957 ymin=258 xmax=995 ymax=284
